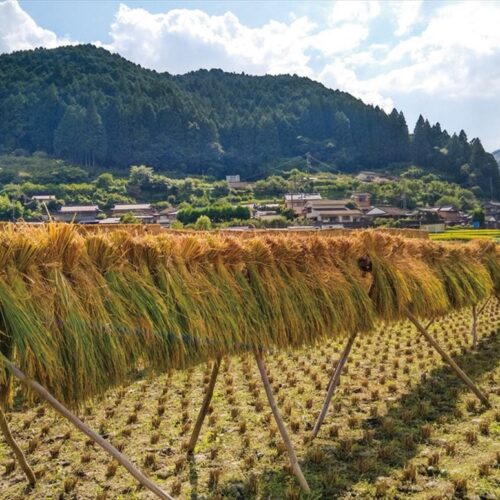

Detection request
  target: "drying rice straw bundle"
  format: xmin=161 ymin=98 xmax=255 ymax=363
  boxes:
xmin=354 ymin=232 xmax=450 ymax=321
xmin=412 ymin=238 xmax=493 ymax=309
xmin=471 ymin=240 xmax=500 ymax=297
xmin=0 ymin=225 xmax=498 ymax=496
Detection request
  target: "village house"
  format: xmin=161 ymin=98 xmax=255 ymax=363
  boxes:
xmin=355 ymin=171 xmax=392 ymax=184
xmin=417 ymin=206 xmax=467 ymax=226
xmin=226 ymin=175 xmax=252 ymax=190
xmin=251 ymin=203 xmax=281 ymax=221
xmin=157 ymin=207 xmax=179 ymax=226
xmin=111 ymin=203 xmax=157 ymax=223
xmin=484 ymin=201 xmax=500 ymax=228
xmin=53 ymin=205 xmax=101 ymax=223
xmin=32 ymin=195 xmax=56 ymax=202
xmin=303 ymin=199 xmax=363 ymax=227
xmin=111 ymin=203 xmax=155 ymax=217
xmin=350 ymin=192 xmax=372 ymax=210
xmin=365 ymin=205 xmax=410 ymax=220
xmin=284 ymin=193 xmax=322 ymax=215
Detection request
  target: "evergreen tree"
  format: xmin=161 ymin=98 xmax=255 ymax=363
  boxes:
xmin=468 ymin=138 xmax=500 ymax=198
xmin=84 ymin=98 xmax=107 ymax=165
xmin=53 ymin=105 xmax=87 ymax=163
xmin=411 ymin=115 xmax=433 ymax=165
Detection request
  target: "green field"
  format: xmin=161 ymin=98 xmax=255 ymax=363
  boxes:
xmin=430 ymin=229 xmax=500 ymax=242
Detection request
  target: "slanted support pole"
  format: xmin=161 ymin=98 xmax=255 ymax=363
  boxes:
xmin=254 ymin=349 xmax=310 ymax=493
xmin=187 ymin=357 xmax=221 ymax=454
xmin=471 ymin=298 xmax=492 ymax=349
xmin=311 ymin=331 xmax=357 ymax=440
xmin=471 ymin=305 xmax=478 ymax=350
xmin=3 ymin=358 xmax=174 ymax=500
xmin=0 ymin=406 xmax=36 ymax=486
xmin=478 ymin=298 xmax=490 ymax=316
xmin=405 ymin=310 xmax=490 ymax=408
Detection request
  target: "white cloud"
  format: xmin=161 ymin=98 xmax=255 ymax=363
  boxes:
xmin=391 ymin=0 xmax=422 ymax=36
xmin=318 ymin=61 xmax=394 ymax=111
xmin=329 ymin=1 xmax=381 ymax=25
xmin=104 ymin=4 xmax=316 ymax=76
xmin=307 ymin=23 xmax=369 ymax=57
xmin=0 ymin=0 xmax=72 ymax=53
xmin=366 ymin=1 xmax=500 ymax=98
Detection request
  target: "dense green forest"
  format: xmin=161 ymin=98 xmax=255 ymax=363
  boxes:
xmin=0 ymin=45 xmax=498 ymax=198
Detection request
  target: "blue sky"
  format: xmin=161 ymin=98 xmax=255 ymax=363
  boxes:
xmin=2 ymin=0 xmax=500 ymax=151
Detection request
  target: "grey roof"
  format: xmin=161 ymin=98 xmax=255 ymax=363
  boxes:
xmin=32 ymin=195 xmax=56 ymax=200
xmin=112 ymin=204 xmax=152 ymax=211
xmin=59 ymin=205 xmax=100 ymax=213
xmin=284 ymin=193 xmax=322 ymax=201
xmin=366 ymin=206 xmax=409 ymax=217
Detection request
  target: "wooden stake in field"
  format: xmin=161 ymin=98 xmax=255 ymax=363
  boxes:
xmin=187 ymin=357 xmax=221 ymax=454
xmin=311 ymin=331 xmax=357 ymax=440
xmin=405 ymin=310 xmax=490 ymax=407
xmin=471 ymin=305 xmax=478 ymax=350
xmin=254 ymin=349 xmax=310 ymax=493
xmin=471 ymin=299 xmax=491 ymax=350
xmin=2 ymin=358 xmax=174 ymax=500
xmin=0 ymin=406 xmax=36 ymax=486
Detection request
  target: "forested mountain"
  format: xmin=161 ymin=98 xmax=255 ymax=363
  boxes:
xmin=0 ymin=44 xmax=498 ymax=198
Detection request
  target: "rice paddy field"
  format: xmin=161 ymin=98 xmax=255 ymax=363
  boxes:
xmin=430 ymin=229 xmax=500 ymax=242
xmin=0 ymin=303 xmax=498 ymax=499
xmin=0 ymin=225 xmax=499 ymax=499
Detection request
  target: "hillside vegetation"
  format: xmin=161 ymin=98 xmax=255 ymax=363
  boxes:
xmin=0 ymin=154 xmax=483 ymax=223
xmin=0 ymin=45 xmax=498 ymax=198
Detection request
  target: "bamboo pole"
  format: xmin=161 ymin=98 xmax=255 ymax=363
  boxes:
xmin=187 ymin=357 xmax=221 ymax=454
xmin=405 ymin=310 xmax=490 ymax=407
xmin=254 ymin=349 xmax=310 ymax=493
xmin=471 ymin=305 xmax=478 ymax=350
xmin=0 ymin=406 xmax=36 ymax=486
xmin=311 ymin=331 xmax=357 ymax=440
xmin=3 ymin=359 xmax=174 ymax=500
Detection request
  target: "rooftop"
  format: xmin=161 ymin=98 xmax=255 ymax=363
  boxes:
xmin=59 ymin=205 xmax=100 ymax=213
xmin=112 ymin=203 xmax=152 ymax=211
xmin=304 ymin=199 xmax=351 ymax=207
xmin=315 ymin=209 xmax=363 ymax=216
xmin=284 ymin=193 xmax=322 ymax=202
xmin=366 ymin=206 xmax=409 ymax=217
xmin=32 ymin=195 xmax=56 ymax=200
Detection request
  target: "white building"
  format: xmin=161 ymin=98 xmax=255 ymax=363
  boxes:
xmin=303 ymin=199 xmax=363 ymax=225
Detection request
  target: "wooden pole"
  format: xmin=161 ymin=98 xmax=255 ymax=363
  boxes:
xmin=254 ymin=349 xmax=310 ymax=493
xmin=405 ymin=310 xmax=490 ymax=407
xmin=478 ymin=297 xmax=490 ymax=316
xmin=311 ymin=331 xmax=357 ymax=440
xmin=3 ymin=359 xmax=174 ymax=500
xmin=187 ymin=357 xmax=220 ymax=454
xmin=471 ymin=305 xmax=478 ymax=350
xmin=0 ymin=406 xmax=36 ymax=486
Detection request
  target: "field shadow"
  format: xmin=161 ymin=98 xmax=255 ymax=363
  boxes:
xmin=251 ymin=329 xmax=499 ymax=498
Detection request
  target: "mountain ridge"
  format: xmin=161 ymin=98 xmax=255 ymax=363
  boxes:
xmin=0 ymin=44 xmax=499 ymax=198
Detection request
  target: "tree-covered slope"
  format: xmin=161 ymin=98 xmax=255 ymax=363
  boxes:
xmin=0 ymin=44 xmax=498 ymax=198
xmin=173 ymin=69 xmax=410 ymax=172
xmin=0 ymin=45 xmax=219 ymax=170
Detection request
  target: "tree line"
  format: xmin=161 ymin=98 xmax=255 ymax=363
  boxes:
xmin=0 ymin=45 xmax=498 ymax=198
